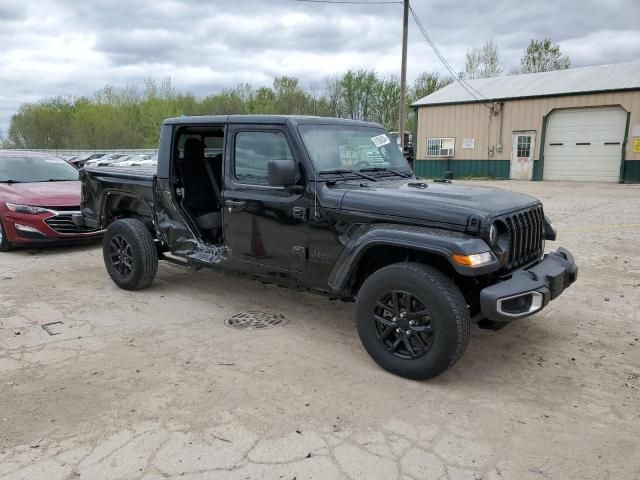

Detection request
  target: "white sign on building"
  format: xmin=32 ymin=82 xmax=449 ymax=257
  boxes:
xmin=462 ymin=138 xmax=475 ymax=149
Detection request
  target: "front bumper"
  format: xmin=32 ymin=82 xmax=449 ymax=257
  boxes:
xmin=480 ymin=247 xmax=578 ymax=322
xmin=2 ymin=210 xmax=102 ymax=244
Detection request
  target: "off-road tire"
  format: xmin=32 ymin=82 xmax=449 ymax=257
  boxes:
xmin=356 ymin=262 xmax=470 ymax=380
xmin=0 ymin=219 xmax=12 ymax=252
xmin=103 ymin=218 xmax=158 ymax=290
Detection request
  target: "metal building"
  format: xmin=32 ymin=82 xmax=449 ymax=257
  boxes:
xmin=412 ymin=62 xmax=640 ymax=183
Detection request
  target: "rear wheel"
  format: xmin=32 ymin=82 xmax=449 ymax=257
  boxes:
xmin=0 ymin=218 xmax=12 ymax=252
xmin=356 ymin=262 xmax=470 ymax=380
xmin=103 ymin=218 xmax=158 ymax=290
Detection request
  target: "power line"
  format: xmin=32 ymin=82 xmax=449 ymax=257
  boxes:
xmin=408 ymin=5 xmax=493 ymax=108
xmin=292 ymin=0 xmax=402 ymax=4
xmin=293 ymin=0 xmax=494 ymax=110
xmin=409 ymin=5 xmax=488 ymax=103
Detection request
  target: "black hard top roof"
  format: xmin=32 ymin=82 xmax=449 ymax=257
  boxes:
xmin=163 ymin=115 xmax=383 ymax=129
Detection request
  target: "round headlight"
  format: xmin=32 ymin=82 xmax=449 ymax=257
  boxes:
xmin=489 ymin=223 xmax=498 ymax=246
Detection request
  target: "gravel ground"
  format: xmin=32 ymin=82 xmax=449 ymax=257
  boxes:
xmin=1 ymin=180 xmax=639 ymax=480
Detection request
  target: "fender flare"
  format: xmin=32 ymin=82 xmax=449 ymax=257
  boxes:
xmin=98 ymin=189 xmax=153 ymax=229
xmin=327 ymin=224 xmax=499 ymax=292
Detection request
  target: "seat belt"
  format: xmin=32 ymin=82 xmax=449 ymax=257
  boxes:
xmin=203 ymin=157 xmax=222 ymax=208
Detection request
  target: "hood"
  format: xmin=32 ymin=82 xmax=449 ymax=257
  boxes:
xmin=0 ymin=181 xmax=81 ymax=208
xmin=338 ymin=180 xmax=539 ymax=226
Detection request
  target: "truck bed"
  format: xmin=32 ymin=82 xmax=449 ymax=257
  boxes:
xmin=80 ymin=165 xmax=156 ymax=229
xmin=85 ymin=165 xmax=156 ymax=180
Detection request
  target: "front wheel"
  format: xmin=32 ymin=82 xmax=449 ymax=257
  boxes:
xmin=103 ymin=218 xmax=158 ymax=290
xmin=356 ymin=262 xmax=470 ymax=380
xmin=0 ymin=218 xmax=12 ymax=252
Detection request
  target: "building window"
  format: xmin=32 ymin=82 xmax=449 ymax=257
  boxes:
xmin=516 ymin=135 xmax=531 ymax=158
xmin=427 ymin=138 xmax=455 ymax=157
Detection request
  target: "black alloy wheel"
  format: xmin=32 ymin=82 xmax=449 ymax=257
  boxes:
xmin=356 ymin=262 xmax=470 ymax=380
xmin=103 ymin=218 xmax=158 ymax=290
xmin=109 ymin=234 xmax=134 ymax=278
xmin=373 ymin=290 xmax=435 ymax=360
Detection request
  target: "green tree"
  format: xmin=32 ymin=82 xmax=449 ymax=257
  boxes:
xmin=371 ymin=76 xmax=400 ymax=130
xmin=465 ymin=39 xmax=504 ymax=79
xmin=272 ymin=76 xmax=310 ymax=115
xmin=404 ymin=72 xmax=453 ymax=134
xmin=247 ymin=87 xmax=277 ymax=114
xmin=323 ymin=75 xmax=343 ymax=117
xmin=8 ymin=97 xmax=74 ymax=148
xmin=7 ymin=71 xmax=440 ymax=149
xmin=519 ymin=38 xmax=571 ymax=73
xmin=339 ymin=69 xmax=378 ymax=120
xmin=199 ymin=90 xmax=248 ymax=116
xmin=410 ymin=72 xmax=453 ymax=102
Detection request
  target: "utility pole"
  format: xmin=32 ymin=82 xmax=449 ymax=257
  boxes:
xmin=398 ymin=0 xmax=409 ymax=149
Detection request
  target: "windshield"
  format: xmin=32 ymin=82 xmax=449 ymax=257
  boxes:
xmin=0 ymin=155 xmax=79 ymax=182
xmin=298 ymin=124 xmax=410 ymax=173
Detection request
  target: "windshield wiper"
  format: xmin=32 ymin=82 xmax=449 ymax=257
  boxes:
xmin=1 ymin=180 xmax=22 ymax=184
xmin=46 ymin=179 xmax=72 ymax=182
xmin=318 ymin=169 xmax=376 ymax=182
xmin=358 ymin=167 xmax=411 ymax=178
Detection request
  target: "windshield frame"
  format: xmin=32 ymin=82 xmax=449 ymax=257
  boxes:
xmin=0 ymin=154 xmax=80 ymax=183
xmin=297 ymin=122 xmax=411 ymax=179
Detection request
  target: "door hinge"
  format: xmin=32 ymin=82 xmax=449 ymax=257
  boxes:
xmin=291 ymin=245 xmax=307 ymax=260
xmin=292 ymin=207 xmax=307 ymax=220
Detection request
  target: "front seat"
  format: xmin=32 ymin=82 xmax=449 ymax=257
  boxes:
xmin=182 ymin=138 xmax=222 ymax=239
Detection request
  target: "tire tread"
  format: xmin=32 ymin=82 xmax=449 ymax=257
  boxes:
xmin=356 ymin=262 xmax=471 ymax=379
xmin=0 ymin=219 xmax=12 ymax=252
xmin=103 ymin=218 xmax=158 ymax=290
xmin=398 ymin=263 xmax=470 ymax=372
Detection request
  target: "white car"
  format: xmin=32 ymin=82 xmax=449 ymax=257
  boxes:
xmin=85 ymin=154 xmax=130 ymax=168
xmin=112 ymin=154 xmax=157 ymax=167
xmin=71 ymin=153 xmax=107 ymax=168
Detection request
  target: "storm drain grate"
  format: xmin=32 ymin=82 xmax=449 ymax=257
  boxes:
xmin=225 ymin=311 xmax=287 ymax=331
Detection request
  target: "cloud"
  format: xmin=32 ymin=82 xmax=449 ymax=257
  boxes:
xmin=0 ymin=0 xmax=27 ymax=22
xmin=1 ymin=0 xmax=639 ymax=137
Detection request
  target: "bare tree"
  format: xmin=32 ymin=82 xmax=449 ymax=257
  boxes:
xmin=465 ymin=39 xmax=504 ymax=79
xmin=323 ymin=75 xmax=343 ymax=117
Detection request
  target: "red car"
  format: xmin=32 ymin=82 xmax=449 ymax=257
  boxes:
xmin=0 ymin=151 xmax=102 ymax=251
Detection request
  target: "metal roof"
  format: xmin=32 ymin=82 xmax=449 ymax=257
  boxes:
xmin=412 ymin=62 xmax=640 ymax=107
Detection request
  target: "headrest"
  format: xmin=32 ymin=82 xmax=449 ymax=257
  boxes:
xmin=183 ymin=138 xmax=203 ymax=160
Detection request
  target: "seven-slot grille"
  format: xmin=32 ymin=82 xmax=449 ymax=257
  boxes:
xmin=44 ymin=212 xmax=97 ymax=235
xmin=500 ymin=205 xmax=545 ymax=270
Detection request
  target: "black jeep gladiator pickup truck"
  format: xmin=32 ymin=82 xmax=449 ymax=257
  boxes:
xmin=78 ymin=115 xmax=577 ymax=379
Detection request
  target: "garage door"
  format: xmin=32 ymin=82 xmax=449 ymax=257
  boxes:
xmin=543 ymin=107 xmax=627 ymax=181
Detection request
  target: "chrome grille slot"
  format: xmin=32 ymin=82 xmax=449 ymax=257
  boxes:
xmin=44 ymin=212 xmax=97 ymax=235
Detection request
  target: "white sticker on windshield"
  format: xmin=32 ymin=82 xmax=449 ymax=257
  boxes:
xmin=371 ymin=134 xmax=391 ymax=148
xmin=44 ymin=159 xmax=65 ymax=164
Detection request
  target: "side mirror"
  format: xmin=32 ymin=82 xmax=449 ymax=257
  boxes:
xmin=267 ymin=160 xmax=299 ymax=187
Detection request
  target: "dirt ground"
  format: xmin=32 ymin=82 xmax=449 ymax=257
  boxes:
xmin=1 ymin=180 xmax=639 ymax=480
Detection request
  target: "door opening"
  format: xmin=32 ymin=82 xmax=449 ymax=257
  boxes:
xmin=510 ymin=132 xmax=536 ymax=180
xmin=172 ymin=127 xmax=225 ymax=244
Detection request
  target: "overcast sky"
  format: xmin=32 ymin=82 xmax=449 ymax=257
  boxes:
xmin=1 ymin=0 xmax=639 ymax=136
